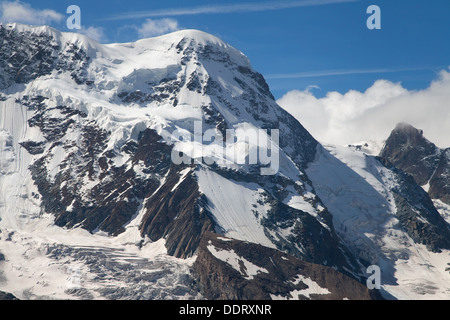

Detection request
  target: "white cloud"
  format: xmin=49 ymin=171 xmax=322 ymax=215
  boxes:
xmin=78 ymin=26 xmax=107 ymax=43
xmin=277 ymin=68 xmax=450 ymax=149
xmin=137 ymin=18 xmax=179 ymax=38
xmin=0 ymin=1 xmax=63 ymax=25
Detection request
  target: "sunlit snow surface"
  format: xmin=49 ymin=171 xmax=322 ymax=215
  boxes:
xmin=0 ymin=26 xmax=241 ymax=300
xmin=196 ymin=168 xmax=275 ymax=248
xmin=0 ymin=221 xmax=200 ymax=299
xmin=306 ymin=145 xmax=450 ymax=300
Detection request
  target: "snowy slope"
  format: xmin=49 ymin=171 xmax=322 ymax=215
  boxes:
xmin=306 ymin=145 xmax=450 ymax=299
xmin=196 ymin=167 xmax=274 ymax=248
xmin=0 ymin=222 xmax=200 ymax=300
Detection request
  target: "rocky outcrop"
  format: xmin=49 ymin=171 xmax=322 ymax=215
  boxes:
xmin=261 ymin=197 xmax=359 ymax=275
xmin=0 ymin=291 xmax=18 ymax=300
xmin=379 ymin=123 xmax=439 ymax=185
xmin=380 ymin=123 xmax=450 ymax=205
xmin=378 ymin=156 xmax=450 ymax=252
xmin=28 ymin=119 xmax=202 ymax=242
xmin=193 ymin=232 xmax=382 ymax=300
xmin=0 ymin=24 xmax=91 ymax=90
xmin=139 ymin=166 xmax=216 ymax=258
xmin=428 ymin=149 xmax=450 ymax=204
xmin=392 ymin=192 xmax=450 ymax=252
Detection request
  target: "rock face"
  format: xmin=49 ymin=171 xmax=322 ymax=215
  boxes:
xmin=428 ymin=148 xmax=450 ymax=205
xmin=378 ymin=157 xmax=450 ymax=252
xmin=193 ymin=232 xmax=381 ymax=300
xmin=139 ymin=164 xmax=216 ymax=259
xmin=0 ymin=24 xmax=91 ymax=90
xmin=378 ymin=123 xmax=450 ymax=252
xmin=380 ymin=122 xmax=450 ymax=205
xmin=0 ymin=291 xmax=18 ymax=300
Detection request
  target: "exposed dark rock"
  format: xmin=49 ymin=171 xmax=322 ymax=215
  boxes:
xmin=392 ymin=192 xmax=450 ymax=252
xmin=0 ymin=25 xmax=58 ymax=89
xmin=380 ymin=123 xmax=450 ymax=205
xmin=27 ymin=112 xmax=213 ymax=257
xmin=201 ymin=165 xmax=362 ymax=277
xmin=428 ymin=149 xmax=450 ymax=204
xmin=380 ymin=123 xmax=440 ymax=185
xmin=61 ymin=129 xmax=167 ymax=235
xmin=56 ymin=105 xmax=87 ymax=118
xmin=237 ymin=66 xmax=275 ymax=101
xmin=56 ymin=42 xmax=91 ymax=85
xmin=262 ymin=198 xmax=359 ymax=274
xmin=140 ymin=166 xmax=216 ymax=258
xmin=193 ymin=232 xmax=382 ymax=300
xmin=132 ymin=128 xmax=172 ymax=172
xmin=118 ymin=90 xmax=148 ymax=104
xmin=186 ymin=72 xmax=203 ymax=93
xmin=27 ymin=103 xmax=81 ymax=142
xmin=19 ymin=140 xmax=46 ymax=155
xmin=0 ymin=25 xmax=92 ymax=89
xmin=0 ymin=291 xmax=19 ymax=300
xmin=117 ymin=75 xmax=183 ymax=106
xmin=378 ymin=156 xmax=450 ymax=252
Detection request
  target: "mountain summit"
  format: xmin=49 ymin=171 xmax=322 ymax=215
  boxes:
xmin=380 ymin=122 xmax=450 ymax=205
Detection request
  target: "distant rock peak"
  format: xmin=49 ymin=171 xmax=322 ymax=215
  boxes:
xmin=380 ymin=122 xmax=450 ymax=205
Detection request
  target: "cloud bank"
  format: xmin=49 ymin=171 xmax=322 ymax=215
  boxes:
xmin=78 ymin=26 xmax=108 ymax=43
xmin=277 ymin=68 xmax=450 ymax=149
xmin=0 ymin=1 xmax=63 ymax=25
xmin=137 ymin=18 xmax=179 ymax=38
xmin=0 ymin=1 xmax=108 ymax=43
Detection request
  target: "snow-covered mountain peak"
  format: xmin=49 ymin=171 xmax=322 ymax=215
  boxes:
xmin=105 ymin=28 xmax=251 ymax=76
xmin=137 ymin=29 xmax=240 ymax=52
xmin=1 ymin=22 xmax=103 ymax=53
xmin=1 ymin=22 xmax=59 ymax=36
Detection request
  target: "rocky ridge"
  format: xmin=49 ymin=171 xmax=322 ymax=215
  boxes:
xmin=380 ymin=122 xmax=450 ymax=205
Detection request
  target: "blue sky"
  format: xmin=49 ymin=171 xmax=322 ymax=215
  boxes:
xmin=1 ymin=0 xmax=449 ymax=99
